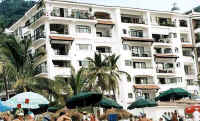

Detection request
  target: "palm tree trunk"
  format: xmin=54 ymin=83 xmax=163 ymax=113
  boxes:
xmin=112 ymin=86 xmax=116 ymax=101
xmin=4 ymin=76 xmax=9 ymax=99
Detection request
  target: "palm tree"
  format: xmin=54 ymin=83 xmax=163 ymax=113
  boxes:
xmin=31 ymin=77 xmax=68 ymax=105
xmin=106 ymin=54 xmax=131 ymax=100
xmin=85 ymin=53 xmax=131 ymax=98
xmin=85 ymin=53 xmax=111 ymax=93
xmin=67 ymin=67 xmax=88 ymax=96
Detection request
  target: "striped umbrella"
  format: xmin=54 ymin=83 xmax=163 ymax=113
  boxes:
xmin=3 ymin=92 xmax=49 ymax=109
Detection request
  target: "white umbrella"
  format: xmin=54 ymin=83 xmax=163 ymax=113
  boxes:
xmin=3 ymin=92 xmax=49 ymax=109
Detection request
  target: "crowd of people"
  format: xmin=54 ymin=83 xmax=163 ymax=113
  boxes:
xmin=2 ymin=108 xmax=200 ymax=121
xmin=160 ymin=110 xmax=184 ymax=121
xmin=0 ymin=109 xmax=97 ymax=121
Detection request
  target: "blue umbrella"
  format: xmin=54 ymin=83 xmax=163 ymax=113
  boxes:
xmin=0 ymin=100 xmax=12 ymax=112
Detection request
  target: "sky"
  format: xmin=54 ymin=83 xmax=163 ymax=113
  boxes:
xmin=36 ymin=0 xmax=200 ymax=13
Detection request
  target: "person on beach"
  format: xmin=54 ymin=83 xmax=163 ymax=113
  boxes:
xmin=193 ymin=108 xmax=200 ymax=121
xmin=162 ymin=112 xmax=171 ymax=121
xmin=2 ymin=112 xmax=11 ymax=121
xmin=171 ymin=111 xmax=178 ymax=121
xmin=26 ymin=111 xmax=35 ymax=121
xmin=57 ymin=112 xmax=71 ymax=121
xmin=13 ymin=109 xmax=24 ymax=121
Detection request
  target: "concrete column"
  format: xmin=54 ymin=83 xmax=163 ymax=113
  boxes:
xmin=45 ymin=21 xmax=54 ymax=80
xmin=147 ymin=11 xmax=152 ymax=38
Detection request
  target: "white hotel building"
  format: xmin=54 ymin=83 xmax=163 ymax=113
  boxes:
xmin=9 ymin=0 xmax=199 ymax=107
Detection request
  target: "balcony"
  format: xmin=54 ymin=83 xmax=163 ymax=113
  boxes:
xmin=156 ymin=63 xmax=176 ymax=74
xmin=51 ymin=8 xmax=94 ymax=20
xmin=179 ymin=20 xmax=188 ymax=27
xmin=157 ymin=77 xmax=183 ymax=91
xmin=96 ymin=26 xmax=112 ymax=42
xmin=52 ymin=44 xmax=71 ymax=60
xmin=26 ymin=9 xmax=46 ymax=27
xmin=121 ymin=14 xmax=146 ymax=24
xmin=183 ymin=50 xmax=194 ymax=57
xmin=54 ymin=67 xmax=71 ymax=77
xmin=94 ymin=12 xmax=111 ymax=20
xmin=132 ymin=66 xmax=153 ymax=76
xmin=96 ymin=46 xmax=112 ymax=54
xmin=32 ymin=25 xmax=46 ymax=44
xmin=156 ymin=69 xmax=175 ymax=73
xmin=53 ymin=60 xmax=71 ymax=77
xmin=34 ymin=62 xmax=48 ymax=77
xmin=134 ymin=77 xmax=154 ymax=85
xmin=154 ymin=17 xmax=176 ymax=27
xmin=153 ymin=38 xmax=172 ymax=47
xmin=132 ymin=51 xmax=151 ymax=57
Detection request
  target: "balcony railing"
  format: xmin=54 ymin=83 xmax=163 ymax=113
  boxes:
xmin=133 ymin=66 xmax=153 ymax=69
xmin=185 ymin=71 xmax=195 ymax=75
xmin=32 ymin=32 xmax=46 ymax=41
xmin=121 ymin=15 xmax=145 ymax=24
xmin=154 ymin=38 xmax=171 ymax=43
xmin=135 ymin=81 xmax=155 ymax=84
xmin=34 ymin=67 xmax=47 ymax=75
xmin=158 ymin=22 xmax=176 ymax=27
xmin=53 ymin=49 xmax=69 ymax=56
xmin=132 ymin=51 xmax=151 ymax=57
xmin=156 ymin=69 xmax=175 ymax=73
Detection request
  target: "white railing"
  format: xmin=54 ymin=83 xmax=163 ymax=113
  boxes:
xmin=54 ymin=67 xmax=71 ymax=76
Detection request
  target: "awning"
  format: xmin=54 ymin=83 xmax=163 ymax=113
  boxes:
xmin=49 ymin=36 xmax=74 ymax=41
xmin=154 ymin=54 xmax=178 ymax=58
xmin=96 ymin=20 xmax=114 ymax=25
xmin=133 ymin=85 xmax=160 ymax=89
xmin=182 ymin=44 xmax=194 ymax=48
xmin=122 ymin=37 xmax=154 ymax=42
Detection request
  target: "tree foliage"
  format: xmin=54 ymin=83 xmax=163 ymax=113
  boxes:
xmin=0 ymin=0 xmax=35 ymax=27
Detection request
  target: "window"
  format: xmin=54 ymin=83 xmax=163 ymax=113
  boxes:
xmin=35 ymin=62 xmax=47 ymax=75
xmin=159 ymin=78 xmax=166 ymax=84
xmin=76 ymin=25 xmax=91 ymax=33
xmin=34 ymin=25 xmax=45 ymax=40
xmin=133 ymin=62 xmax=146 ymax=68
xmin=123 ymin=29 xmax=127 ymax=34
xmin=175 ymin=47 xmax=179 ymax=53
xmin=79 ymin=60 xmax=89 ymax=67
xmin=176 ymin=62 xmax=180 ymax=68
xmin=123 ymin=44 xmax=131 ymax=50
xmin=128 ymin=93 xmax=133 ymax=98
xmin=135 ymin=77 xmax=148 ymax=84
xmin=125 ymin=60 xmax=132 ymax=66
xmin=53 ymin=60 xmax=71 ymax=67
xmin=96 ymin=47 xmax=111 ymax=53
xmin=129 ymin=29 xmax=143 ymax=37
xmin=179 ymin=20 xmax=187 ymax=27
xmin=78 ymin=44 xmax=91 ymax=50
xmin=50 ymin=24 xmax=69 ymax=34
xmin=187 ymin=79 xmax=194 ymax=85
xmin=155 ymin=48 xmax=162 ymax=54
xmin=132 ymin=46 xmax=144 ymax=55
xmin=173 ymin=33 xmax=177 ymax=38
xmin=164 ymin=48 xmax=172 ymax=54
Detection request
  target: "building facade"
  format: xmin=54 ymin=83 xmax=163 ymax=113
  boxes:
xmin=9 ymin=0 xmax=199 ymax=108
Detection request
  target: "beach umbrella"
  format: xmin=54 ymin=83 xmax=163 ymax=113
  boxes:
xmin=0 ymin=100 xmax=12 ymax=112
xmin=48 ymin=107 xmax=59 ymax=112
xmin=96 ymin=97 xmax=123 ymax=109
xmin=155 ymin=88 xmax=191 ymax=101
xmin=185 ymin=105 xmax=200 ymax=114
xmin=66 ymin=92 xmax=102 ymax=109
xmin=3 ymin=92 xmax=49 ymax=109
xmin=127 ymin=98 xmax=157 ymax=110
